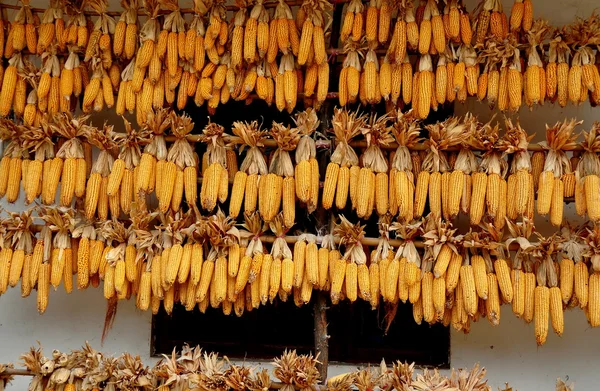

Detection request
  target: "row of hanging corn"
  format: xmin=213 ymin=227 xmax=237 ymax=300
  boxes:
xmin=5 ymin=345 xmax=514 ymax=391
xmin=1 ymin=107 xmax=598 ymax=226
xmin=2 ymin=195 xmax=600 ymax=345
xmin=0 ymin=0 xmax=598 ymax=123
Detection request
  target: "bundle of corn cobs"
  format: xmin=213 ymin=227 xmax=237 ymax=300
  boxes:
xmin=2 ymin=106 xmax=600 ymax=345
xmin=5 ymin=343 xmax=574 ymax=391
xmin=0 ymin=0 xmax=598 ymax=123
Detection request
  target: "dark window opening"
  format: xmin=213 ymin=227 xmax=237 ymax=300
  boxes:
xmin=152 ymin=299 xmax=450 ymax=368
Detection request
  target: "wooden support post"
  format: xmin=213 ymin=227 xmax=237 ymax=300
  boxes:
xmin=314 ymin=291 xmax=329 ymax=381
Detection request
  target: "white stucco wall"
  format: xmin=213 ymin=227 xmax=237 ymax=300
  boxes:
xmin=2 ymin=0 xmax=600 ymax=390
xmin=2 ymin=286 xmax=600 ymax=390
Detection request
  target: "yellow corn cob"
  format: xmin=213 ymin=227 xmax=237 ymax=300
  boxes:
xmin=511 ymin=269 xmax=525 ymax=317
xmin=549 ymin=286 xmax=564 ymax=335
xmin=433 ymin=244 xmax=453 ymax=278
xmin=560 ymin=258 xmax=574 ymax=304
xmin=414 ymin=171 xmax=430 ymax=218
xmin=244 ymin=174 xmax=259 ymax=215
xmin=534 ymin=285 xmax=550 ymax=345
xmin=550 ymin=178 xmax=564 ymax=226
xmin=492 ymin=258 xmax=512 ymax=303
xmin=445 ymin=252 xmax=461 ymax=293
xmin=460 ymin=265 xmax=477 ymax=316
xmin=588 ymin=273 xmax=600 ymax=327
xmin=266 ymin=257 xmax=281 ymax=302
xmin=471 ymin=255 xmax=489 ymax=300
xmin=523 ymin=272 xmax=536 ymax=323
xmin=486 ymin=273 xmax=500 ymax=325
xmin=537 ymin=171 xmax=554 ymax=215
xmin=421 ymin=271 xmax=435 ymax=323
xmin=343 ymin=262 xmax=357 ymax=302
xmin=574 ymin=261 xmax=589 ymax=308
xmin=469 ymin=172 xmax=487 ymax=225
xmin=385 ymin=258 xmax=400 ymax=302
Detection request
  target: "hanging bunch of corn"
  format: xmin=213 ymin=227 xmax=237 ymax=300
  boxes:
xmin=164 ymin=213 xmax=193 ymax=311
xmin=416 ymin=116 xmax=466 ymax=219
xmin=389 ymin=221 xmax=420 ymax=308
xmin=543 ymin=33 xmax=567 ymax=108
xmin=330 ymin=215 xmax=365 ymax=304
xmin=505 ymin=219 xmax=536 ymax=323
xmin=0 ymin=211 xmax=33 ymax=296
xmin=204 ymin=0 xmax=228 ymax=64
xmin=37 ymin=1 xmax=64 ymax=54
xmin=202 ymin=210 xmax=239 ymax=311
xmin=36 ymin=50 xmax=62 ymax=116
xmin=0 ymin=53 xmax=26 ymax=117
xmin=389 ymin=110 xmax=421 ymax=221
xmin=159 ymin=0 xmax=187 ymax=79
xmin=338 ymin=43 xmax=362 ymax=106
xmin=509 ymin=0 xmax=533 ymax=32
xmin=446 ymin=0 xmax=472 ymax=45
xmin=37 ymin=206 xmax=75 ymax=294
xmin=290 ymin=233 xmax=316 ymax=304
xmin=116 ymin=62 xmax=135 ymax=115
xmin=51 ymin=113 xmax=91 ymax=208
xmin=162 ymin=112 xmax=197 ymax=211
xmin=412 ymin=219 xmax=438 ymax=324
xmin=82 ymin=59 xmax=111 ymax=113
xmin=259 ymin=122 xmax=299 ymax=224
xmin=85 ymin=0 xmax=116 ymax=69
xmin=500 ymin=118 xmax=534 ymax=222
xmin=136 ymin=108 xmax=170 ymax=199
xmin=537 ymin=119 xmax=580 ymax=224
xmin=244 ymin=0 xmax=269 ymax=65
xmin=274 ymin=53 xmax=298 ymax=113
xmin=199 ymin=122 xmax=229 ymax=212
xmin=387 ymin=2 xmax=406 ymax=64
xmin=527 ymin=232 xmax=560 ymax=344
xmin=128 ymin=209 xmax=159 ymax=310
xmin=323 ymin=109 xmax=365 ymax=210
xmin=445 ymin=115 xmax=478 ymax=220
xmin=473 ymin=0 xmax=502 ymax=46
xmin=483 ymin=225 xmax=506 ymax=326
xmin=583 ymin=226 xmax=600 ymax=327
xmin=0 ymin=120 xmax=25 ymax=203
xmin=62 ymin=0 xmax=89 ymax=51
xmin=460 ymin=230 xmax=493 ymax=319
xmin=20 ymin=122 xmax=56 ymax=205
xmin=97 ymin=218 xmax=130 ymax=300
xmin=112 ymin=0 xmax=139 ymax=62
xmin=84 ymin=123 xmax=116 ymax=220
xmin=360 ymin=49 xmax=381 ymax=105
xmin=465 ymin=119 xmax=492 ymax=225
xmin=414 ymin=54 xmax=434 ymax=119
xmin=235 ymin=213 xmax=265 ymax=302
xmin=10 ymin=0 xmax=37 ymax=54
xmin=557 ymin=225 xmax=582 ymax=309
xmin=340 ymin=0 xmax=364 ymax=43
xmin=230 ymin=0 xmax=250 ymax=69
xmin=130 ymin=1 xmax=159 ymax=97
xmin=71 ymin=216 xmax=95 ymax=291
xmin=356 ymin=113 xmax=393 ymax=218
xmin=59 ymin=49 xmax=82 ymax=113
xmin=523 ymin=20 xmax=551 ymax=108
xmin=229 ymin=120 xmax=268 ymax=218
xmin=478 ymin=122 xmax=508 ymax=228
xmin=294 ymin=109 xmax=320 ymax=212
xmin=109 ymin=117 xmax=152 ymax=214
xmin=575 ymin=123 xmax=600 ymax=220
xmin=296 ymin=0 xmax=328 ymax=65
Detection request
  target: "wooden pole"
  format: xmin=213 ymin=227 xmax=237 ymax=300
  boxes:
xmin=314 ymin=292 xmax=329 ymax=381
